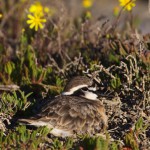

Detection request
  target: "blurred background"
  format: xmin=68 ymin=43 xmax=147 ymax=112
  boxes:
xmin=46 ymin=0 xmax=149 ymax=34
xmin=0 ymin=0 xmax=149 ymax=35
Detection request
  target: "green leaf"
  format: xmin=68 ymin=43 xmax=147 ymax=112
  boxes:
xmin=135 ymin=117 xmax=143 ymax=131
xmin=111 ymin=75 xmax=121 ymax=89
xmin=4 ymin=61 xmax=15 ymax=75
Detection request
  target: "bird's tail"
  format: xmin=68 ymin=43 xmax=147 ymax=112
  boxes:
xmin=18 ymin=118 xmax=49 ymax=127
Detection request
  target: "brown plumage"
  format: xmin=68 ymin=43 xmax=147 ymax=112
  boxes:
xmin=19 ymin=76 xmax=107 ymax=137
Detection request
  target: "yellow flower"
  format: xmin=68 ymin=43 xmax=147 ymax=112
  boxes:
xmin=27 ymin=14 xmax=46 ymax=31
xmin=44 ymin=7 xmax=50 ymax=13
xmin=85 ymin=11 xmax=92 ymax=19
xmin=119 ymin=0 xmax=136 ymax=11
xmin=113 ymin=6 xmax=120 ymax=16
xmin=82 ymin=0 xmax=93 ymax=8
xmin=22 ymin=28 xmax=25 ymax=33
xmin=29 ymin=2 xmax=44 ymax=16
xmin=0 ymin=14 xmax=3 ymax=18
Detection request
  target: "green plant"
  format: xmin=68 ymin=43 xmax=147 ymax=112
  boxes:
xmin=124 ymin=129 xmax=139 ymax=150
xmin=110 ymin=74 xmax=121 ymax=89
xmin=124 ymin=117 xmax=148 ymax=150
xmin=80 ymin=135 xmax=109 ymax=150
xmin=135 ymin=117 xmax=148 ymax=133
xmin=0 ymin=126 xmax=49 ymax=149
xmin=110 ymin=141 xmax=120 ymax=150
xmin=50 ymin=137 xmax=73 ymax=150
xmin=0 ymin=90 xmax=32 ymax=115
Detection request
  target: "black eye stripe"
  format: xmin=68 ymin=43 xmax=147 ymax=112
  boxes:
xmin=81 ymin=87 xmax=89 ymax=91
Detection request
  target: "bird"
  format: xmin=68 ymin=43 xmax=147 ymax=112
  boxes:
xmin=18 ymin=76 xmax=108 ymax=137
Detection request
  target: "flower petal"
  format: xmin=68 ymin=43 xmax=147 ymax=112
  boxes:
xmin=30 ymin=23 xmax=35 ymax=29
xmin=27 ymin=14 xmax=34 ymax=19
xmin=35 ymin=24 xmax=38 ymax=31
xmin=27 ymin=20 xmax=34 ymax=24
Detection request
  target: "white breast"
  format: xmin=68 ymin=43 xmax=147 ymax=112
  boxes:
xmin=81 ymin=90 xmax=98 ymax=100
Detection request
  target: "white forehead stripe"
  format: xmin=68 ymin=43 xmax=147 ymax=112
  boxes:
xmin=62 ymin=84 xmax=88 ymax=95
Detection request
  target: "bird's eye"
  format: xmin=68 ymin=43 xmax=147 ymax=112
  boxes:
xmin=81 ymin=87 xmax=88 ymax=91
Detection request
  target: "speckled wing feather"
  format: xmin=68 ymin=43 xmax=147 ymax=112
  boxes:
xmin=19 ymin=95 xmax=107 ymax=137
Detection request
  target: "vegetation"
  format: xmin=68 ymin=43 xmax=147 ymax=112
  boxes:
xmin=0 ymin=0 xmax=149 ymax=149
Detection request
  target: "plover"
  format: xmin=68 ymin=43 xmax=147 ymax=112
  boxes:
xmin=19 ymin=76 xmax=107 ymax=137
